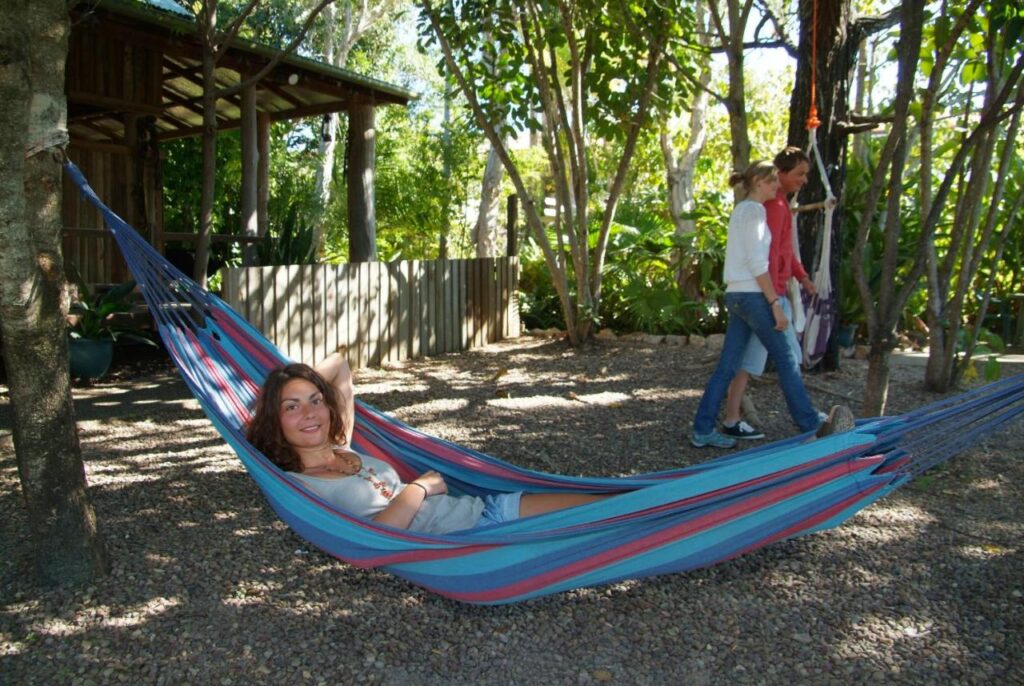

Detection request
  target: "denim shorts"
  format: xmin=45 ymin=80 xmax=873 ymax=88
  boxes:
xmin=740 ymin=297 xmax=802 ymax=375
xmin=475 ymin=492 xmax=523 ymax=527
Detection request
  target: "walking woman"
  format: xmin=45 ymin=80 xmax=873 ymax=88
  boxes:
xmin=691 ymin=161 xmax=829 ymax=448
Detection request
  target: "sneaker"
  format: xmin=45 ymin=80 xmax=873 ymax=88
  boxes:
xmin=815 ymin=405 xmax=856 ymax=438
xmin=691 ymin=430 xmax=738 ymax=449
xmin=721 ymin=420 xmax=765 ymax=440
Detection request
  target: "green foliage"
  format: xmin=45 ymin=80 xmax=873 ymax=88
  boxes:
xmin=163 ymin=120 xmax=324 ymax=268
xmin=163 ymin=133 xmax=243 ymax=245
xmin=418 ymin=0 xmax=701 ymax=342
xmin=960 ymin=324 xmax=1006 ymax=381
xmin=838 ymin=146 xmax=929 ymax=330
xmin=598 ymin=200 xmax=702 ymax=335
xmin=518 ymin=236 xmax=566 ymax=330
xmin=518 ymin=188 xmax=732 ymax=336
xmin=68 ymin=280 xmax=155 ymax=346
xmin=256 ymin=203 xmax=317 ymax=265
xmin=373 ymin=106 xmax=484 ymax=261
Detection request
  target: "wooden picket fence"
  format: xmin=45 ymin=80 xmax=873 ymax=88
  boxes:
xmin=221 ymin=258 xmax=520 ymax=368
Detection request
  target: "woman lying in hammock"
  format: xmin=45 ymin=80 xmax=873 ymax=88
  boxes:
xmin=246 ymin=352 xmax=607 ymax=534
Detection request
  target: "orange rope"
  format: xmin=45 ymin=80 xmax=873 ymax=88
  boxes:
xmin=806 ymin=0 xmax=821 ymax=130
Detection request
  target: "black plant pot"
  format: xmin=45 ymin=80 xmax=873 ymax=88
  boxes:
xmin=69 ymin=338 xmax=114 ymax=379
xmin=836 ymin=323 xmax=858 ymax=348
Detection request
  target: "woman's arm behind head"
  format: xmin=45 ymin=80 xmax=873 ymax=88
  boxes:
xmin=314 ymin=349 xmax=355 ymax=446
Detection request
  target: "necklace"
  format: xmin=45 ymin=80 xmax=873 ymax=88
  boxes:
xmin=304 ymin=449 xmax=362 ymax=476
xmin=337 ymin=450 xmax=361 ymax=475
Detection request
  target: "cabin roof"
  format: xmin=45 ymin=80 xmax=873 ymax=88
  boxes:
xmin=69 ymin=0 xmax=416 ymax=145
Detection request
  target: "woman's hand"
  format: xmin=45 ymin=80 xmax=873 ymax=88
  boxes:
xmin=772 ymin=302 xmax=789 ymax=331
xmin=412 ymin=471 xmax=447 ymax=497
xmin=373 ymin=470 xmax=446 ymax=529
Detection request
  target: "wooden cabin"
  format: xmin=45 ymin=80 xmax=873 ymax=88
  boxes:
xmin=64 ymin=0 xmax=414 ymax=286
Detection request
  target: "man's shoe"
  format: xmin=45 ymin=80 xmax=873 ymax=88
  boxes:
xmin=691 ymin=430 xmax=738 ymax=449
xmin=815 ymin=405 xmax=856 ymax=438
xmin=721 ymin=420 xmax=765 ymax=440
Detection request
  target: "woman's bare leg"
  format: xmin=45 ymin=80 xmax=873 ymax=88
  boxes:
xmin=518 ymin=492 xmax=607 ymax=518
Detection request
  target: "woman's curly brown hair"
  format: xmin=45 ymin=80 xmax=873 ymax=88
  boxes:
xmin=246 ymin=363 xmax=346 ymax=472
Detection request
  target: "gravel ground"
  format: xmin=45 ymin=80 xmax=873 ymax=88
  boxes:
xmin=1 ymin=336 xmax=1022 ymax=685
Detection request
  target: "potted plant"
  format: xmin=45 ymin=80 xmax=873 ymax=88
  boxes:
xmin=68 ymin=280 xmax=155 ymax=379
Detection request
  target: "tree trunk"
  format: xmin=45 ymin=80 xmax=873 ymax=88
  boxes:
xmin=240 ymin=82 xmax=258 ymax=266
xmin=854 ymin=0 xmax=926 ymax=417
xmin=311 ymin=1 xmax=391 ymax=261
xmin=313 ymin=110 xmax=340 ymax=259
xmin=863 ymin=345 xmax=891 ymax=416
xmin=474 ymin=143 xmax=503 ymax=257
xmin=311 ymin=4 xmax=339 ymax=261
xmin=922 ymin=13 xmax=1022 ymax=392
xmin=0 ymin=0 xmax=108 ymax=586
xmin=662 ymin=0 xmax=710 ymax=300
xmin=709 ymin=0 xmax=751 ymax=174
xmin=194 ymin=13 xmax=219 ymax=287
xmin=191 ymin=0 xmax=338 ymax=278
xmin=788 ymin=0 xmax=855 ymax=372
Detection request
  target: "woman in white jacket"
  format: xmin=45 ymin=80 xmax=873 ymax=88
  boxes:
xmin=690 ymin=161 xmax=825 ymax=448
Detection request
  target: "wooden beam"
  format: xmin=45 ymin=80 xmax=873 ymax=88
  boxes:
xmin=67 ymin=90 xmax=164 ymax=116
xmin=163 ymin=58 xmax=243 ymax=110
xmin=261 ymin=81 xmax=304 ymax=108
xmin=68 ymin=139 xmax=133 ymax=156
xmin=77 ymin=119 xmax=125 ymax=143
xmin=257 ymin=111 xmax=270 ymax=240
xmin=347 ymin=104 xmax=377 ymax=262
xmin=267 ymin=100 xmax=359 ymax=121
xmin=162 ymin=232 xmax=264 ymax=245
xmin=160 ymin=86 xmax=206 ymax=118
xmin=156 ymin=110 xmax=192 ymax=132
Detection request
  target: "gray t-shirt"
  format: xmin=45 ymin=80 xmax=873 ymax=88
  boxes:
xmin=291 ymin=453 xmax=485 ymax=534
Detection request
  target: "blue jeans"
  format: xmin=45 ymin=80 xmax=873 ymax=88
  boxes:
xmin=740 ymin=297 xmax=802 ymax=375
xmin=693 ymin=292 xmax=820 ymax=434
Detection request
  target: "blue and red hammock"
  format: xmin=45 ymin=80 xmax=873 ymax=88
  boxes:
xmin=66 ymin=162 xmax=1024 ymax=605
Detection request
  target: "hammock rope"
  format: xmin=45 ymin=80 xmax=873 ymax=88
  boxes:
xmin=64 ymin=162 xmax=1024 ymax=604
xmin=796 ymin=0 xmax=840 ymax=369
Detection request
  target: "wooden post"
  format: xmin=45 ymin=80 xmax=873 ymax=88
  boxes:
xmin=505 ymin=194 xmax=518 ymax=256
xmin=257 ymin=111 xmax=270 ymax=243
xmin=124 ymin=113 xmax=140 ymax=231
xmin=347 ymin=103 xmax=376 ymax=262
xmin=240 ymin=83 xmax=258 ymax=266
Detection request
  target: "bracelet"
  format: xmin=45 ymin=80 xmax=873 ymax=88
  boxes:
xmin=408 ymin=482 xmax=428 ymax=497
xmin=768 ymin=298 xmax=779 ymax=307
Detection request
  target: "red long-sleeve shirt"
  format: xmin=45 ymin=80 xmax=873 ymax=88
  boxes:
xmin=763 ymin=191 xmax=809 ymax=296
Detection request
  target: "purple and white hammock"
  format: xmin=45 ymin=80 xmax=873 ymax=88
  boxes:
xmin=66 ymin=162 xmax=1024 ymax=604
xmin=793 ymin=131 xmax=838 ymax=369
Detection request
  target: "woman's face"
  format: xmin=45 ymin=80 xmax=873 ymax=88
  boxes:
xmin=752 ymin=175 xmax=779 ymax=202
xmin=278 ymin=378 xmax=331 ymax=450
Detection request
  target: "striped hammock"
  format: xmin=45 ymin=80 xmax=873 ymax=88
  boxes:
xmin=65 ymin=162 xmax=1024 ymax=605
